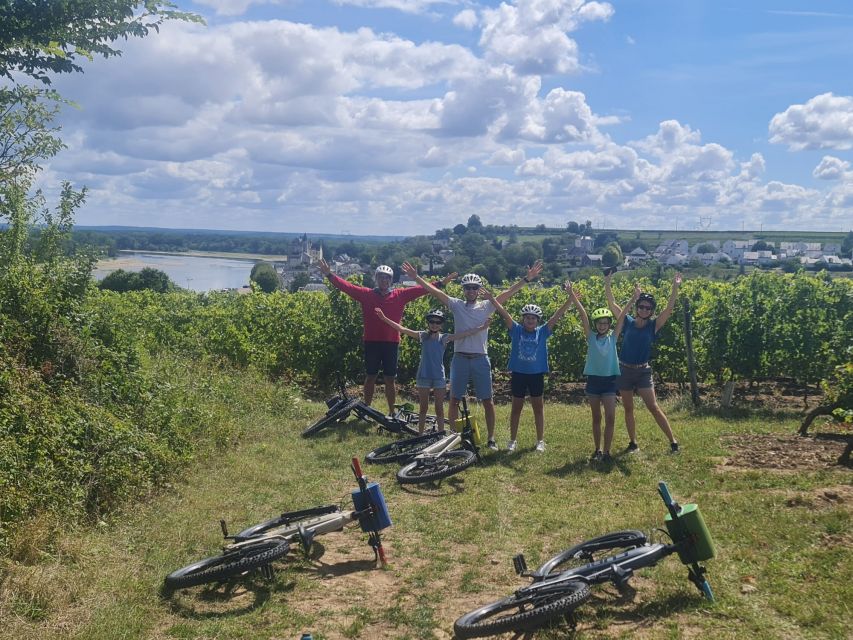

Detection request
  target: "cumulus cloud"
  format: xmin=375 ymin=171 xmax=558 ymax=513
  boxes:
xmin=813 ymin=155 xmax=850 ymax=180
xmin=479 ymin=0 xmax=614 ymax=75
xmin=769 ymin=92 xmax=853 ymax=151
xmin=453 ymin=9 xmax=478 ymax=29
xmin=194 ymin=0 xmax=292 ymax=17
xmin=40 ymin=5 xmax=851 ymax=234
xmin=333 ymin=0 xmax=459 ymax=12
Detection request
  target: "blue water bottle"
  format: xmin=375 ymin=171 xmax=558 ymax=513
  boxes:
xmin=300 ymin=634 xmax=313 ymax=640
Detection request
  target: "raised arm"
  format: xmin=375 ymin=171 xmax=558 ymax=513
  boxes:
xmin=615 ymin=287 xmax=640 ymax=337
xmin=480 ymin=287 xmax=513 ymax=329
xmin=448 ymin=317 xmax=492 ymax=342
xmin=374 ymin=308 xmax=420 ymax=339
xmin=604 ymin=272 xmax=623 ymax=317
xmin=318 ymin=258 xmax=369 ymax=299
xmin=401 ymin=261 xmax=450 ymax=305
xmin=654 ymin=272 xmax=682 ymax=332
xmin=495 ymin=259 xmax=543 ymax=304
xmin=546 ymin=281 xmax=575 ymax=331
xmin=566 ymin=279 xmax=589 ymax=334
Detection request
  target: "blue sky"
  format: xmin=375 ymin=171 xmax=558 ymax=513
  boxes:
xmin=43 ymin=0 xmax=853 ymax=235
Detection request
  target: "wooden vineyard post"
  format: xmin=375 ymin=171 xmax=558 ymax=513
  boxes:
xmin=683 ymin=297 xmax=700 ymax=407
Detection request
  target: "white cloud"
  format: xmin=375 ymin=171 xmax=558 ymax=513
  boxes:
xmin=813 ymin=155 xmax=850 ymax=180
xmin=333 ymin=0 xmax=459 ymax=13
xmin=769 ymin=92 xmax=853 ymax=151
xmin=479 ymin=0 xmax=614 ymax=75
xmin=453 ymin=9 xmax=478 ymax=29
xmin=194 ymin=0 xmax=292 ymax=17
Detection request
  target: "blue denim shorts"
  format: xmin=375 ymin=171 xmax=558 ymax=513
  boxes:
xmin=416 ymin=377 xmax=447 ymax=389
xmin=585 ymin=375 xmax=618 ymax=398
xmin=449 ymin=354 xmax=492 ymax=400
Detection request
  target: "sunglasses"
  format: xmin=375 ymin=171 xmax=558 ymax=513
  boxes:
xmin=463 ymin=285 xmax=480 ymax=291
xmin=428 ymin=320 xmax=444 ymax=325
xmin=637 ymin=305 xmax=653 ymax=311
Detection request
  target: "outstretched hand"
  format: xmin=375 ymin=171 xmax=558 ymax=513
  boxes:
xmin=674 ymin=272 xmax=683 ymax=286
xmin=401 ymin=261 xmax=418 ymax=279
xmin=374 ymin=307 xmax=387 ymax=319
xmin=317 ymin=258 xmax=331 ymax=276
xmin=565 ymin=279 xmax=579 ymax=300
xmin=479 ymin=287 xmax=496 ymax=301
xmin=441 ymin=271 xmax=458 ymax=286
xmin=526 ymin=259 xmax=544 ymax=282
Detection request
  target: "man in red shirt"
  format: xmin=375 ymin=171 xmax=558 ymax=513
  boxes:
xmin=318 ymin=259 xmax=454 ymax=413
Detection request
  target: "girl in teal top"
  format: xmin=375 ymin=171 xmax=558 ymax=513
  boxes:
xmin=568 ymin=281 xmax=636 ymax=463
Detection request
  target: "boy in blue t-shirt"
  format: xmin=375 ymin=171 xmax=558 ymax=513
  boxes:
xmin=482 ymin=284 xmax=574 ymax=453
xmin=567 ymin=281 xmax=637 ymax=463
xmin=375 ymin=307 xmax=490 ymax=433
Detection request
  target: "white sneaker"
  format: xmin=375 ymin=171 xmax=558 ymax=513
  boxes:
xmin=506 ymin=439 xmax=517 ymax=452
xmin=487 ymin=439 xmax=498 ymax=451
xmin=535 ymin=440 xmax=546 ymax=452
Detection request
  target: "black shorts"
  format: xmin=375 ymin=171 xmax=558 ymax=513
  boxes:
xmin=511 ymin=372 xmax=545 ymax=398
xmin=363 ymin=341 xmax=399 ymax=377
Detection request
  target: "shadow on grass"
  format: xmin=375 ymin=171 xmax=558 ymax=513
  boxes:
xmin=161 ymin=575 xmax=291 ymax=619
xmin=398 ymin=474 xmax=469 ymax=496
xmin=547 ymin=456 xmax=633 ymax=478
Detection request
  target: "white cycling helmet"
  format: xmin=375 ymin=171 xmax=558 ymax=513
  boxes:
xmin=375 ymin=265 xmax=394 ymax=277
xmin=521 ymin=304 xmax=543 ymax=318
xmin=459 ymin=273 xmax=483 ymax=287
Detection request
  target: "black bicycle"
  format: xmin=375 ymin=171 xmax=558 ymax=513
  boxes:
xmin=366 ymin=397 xmax=482 ymax=484
xmin=453 ymin=482 xmax=715 ymax=638
xmin=302 ymin=377 xmax=435 ymax=437
xmin=163 ymin=458 xmax=390 ymax=591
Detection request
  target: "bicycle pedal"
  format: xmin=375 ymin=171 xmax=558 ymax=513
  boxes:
xmin=512 ymin=553 xmax=528 ymax=576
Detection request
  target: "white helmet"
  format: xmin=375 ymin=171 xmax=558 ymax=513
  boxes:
xmin=459 ymin=273 xmax=482 ymax=286
xmin=521 ymin=304 xmax=543 ymax=318
xmin=375 ymin=265 xmax=394 ymax=277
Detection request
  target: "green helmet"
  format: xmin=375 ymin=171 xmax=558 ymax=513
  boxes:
xmin=590 ymin=307 xmax=614 ymax=323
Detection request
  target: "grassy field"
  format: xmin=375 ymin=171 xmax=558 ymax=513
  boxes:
xmin=1 ymin=392 xmax=850 ymax=640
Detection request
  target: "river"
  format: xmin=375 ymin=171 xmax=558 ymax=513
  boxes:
xmin=94 ymin=252 xmax=261 ymax=292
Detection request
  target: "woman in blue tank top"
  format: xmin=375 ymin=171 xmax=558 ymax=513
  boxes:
xmin=605 ymin=272 xmax=681 ymax=454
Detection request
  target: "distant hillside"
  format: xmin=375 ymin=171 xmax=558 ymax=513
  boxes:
xmin=74 ymin=226 xmax=406 ymax=243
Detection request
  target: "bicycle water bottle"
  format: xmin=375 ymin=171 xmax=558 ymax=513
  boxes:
xmin=300 ymin=634 xmax=313 ymax=640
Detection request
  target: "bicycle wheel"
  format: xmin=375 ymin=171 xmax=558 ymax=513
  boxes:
xmin=396 ymin=449 xmax=476 ymax=484
xmin=302 ymin=398 xmax=359 ymax=437
xmin=365 ymin=431 xmax=448 ymax=464
xmin=454 ymin=581 xmax=590 ymax=638
xmin=164 ymin=539 xmax=290 ymax=590
xmin=535 ymin=530 xmax=647 ymax=578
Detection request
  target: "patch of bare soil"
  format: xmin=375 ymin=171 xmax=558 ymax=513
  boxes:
xmin=718 ymin=434 xmax=852 ymax=471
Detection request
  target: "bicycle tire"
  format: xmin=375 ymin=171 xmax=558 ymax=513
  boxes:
xmin=453 ymin=581 xmax=590 ymax=638
xmin=365 ymin=431 xmax=448 ymax=464
xmin=535 ymin=530 xmax=647 ymax=578
xmin=234 ymin=505 xmax=341 ymax=540
xmin=302 ymin=398 xmax=360 ymax=437
xmin=396 ymin=449 xmax=477 ymax=484
xmin=164 ymin=539 xmax=290 ymax=590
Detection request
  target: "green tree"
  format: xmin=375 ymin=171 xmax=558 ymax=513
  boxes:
xmin=289 ymin=271 xmax=311 ymax=293
xmin=601 ymin=242 xmax=623 ymax=268
xmin=250 ymin=262 xmax=280 ymax=293
xmin=98 ymin=267 xmax=175 ymax=293
xmin=467 ymin=214 xmax=483 ymax=231
xmin=0 ymin=1 xmax=202 ymax=84
xmin=696 ymin=242 xmax=717 ymax=254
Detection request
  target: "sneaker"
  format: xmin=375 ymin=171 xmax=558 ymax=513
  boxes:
xmin=487 ymin=439 xmax=499 ymax=451
xmin=601 ymin=453 xmax=614 ymax=464
xmin=535 ymin=440 xmax=546 ymax=452
xmin=590 ymin=450 xmax=603 ymax=462
xmin=670 ymin=441 xmax=680 ymax=454
xmin=626 ymin=441 xmax=639 ymax=453
xmin=506 ymin=439 xmax=517 ymax=452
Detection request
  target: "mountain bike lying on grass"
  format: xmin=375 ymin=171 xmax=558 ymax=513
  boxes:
xmin=163 ymin=458 xmax=391 ymax=591
xmin=453 ymin=482 xmax=715 ymax=638
xmin=302 ymin=376 xmax=436 ymax=437
xmin=366 ymin=397 xmax=482 ymax=484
